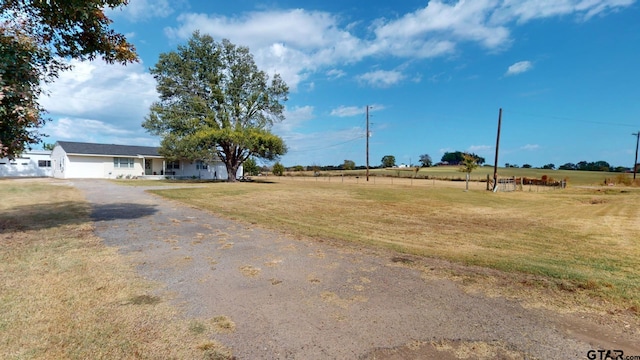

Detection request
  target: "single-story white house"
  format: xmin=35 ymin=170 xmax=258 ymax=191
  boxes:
xmin=49 ymin=141 xmax=241 ymax=180
xmin=0 ymin=150 xmax=53 ymax=177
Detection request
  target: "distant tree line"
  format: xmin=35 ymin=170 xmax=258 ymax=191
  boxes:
xmin=265 ymin=156 xmax=635 ymax=174
xmin=507 ymin=161 xmax=633 ymax=172
xmin=558 ymin=161 xmax=627 ymax=172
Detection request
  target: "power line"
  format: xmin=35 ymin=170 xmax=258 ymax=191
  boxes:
xmin=507 ymin=110 xmax=637 ymax=128
xmin=286 ymin=135 xmax=365 ymax=153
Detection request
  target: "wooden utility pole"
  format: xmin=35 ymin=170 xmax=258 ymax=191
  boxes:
xmin=633 ymin=131 xmax=640 ymax=180
xmin=493 ymin=108 xmax=502 ymax=191
xmin=366 ymin=105 xmax=370 ymax=181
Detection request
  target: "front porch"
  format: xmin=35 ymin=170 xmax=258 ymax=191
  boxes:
xmin=142 ymin=157 xmax=165 ymax=176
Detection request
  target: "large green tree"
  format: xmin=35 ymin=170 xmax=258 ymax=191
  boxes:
xmin=0 ymin=0 xmax=137 ymax=159
xmin=441 ymin=151 xmax=485 ymax=165
xmin=381 ymin=155 xmax=396 ymax=168
xmin=142 ymin=32 xmax=288 ymax=182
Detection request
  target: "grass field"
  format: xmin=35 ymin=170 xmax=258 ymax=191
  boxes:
xmin=3 ymin=176 xmax=638 ymax=358
xmin=287 ymin=166 xmax=638 ymax=187
xmin=151 ymin=177 xmax=640 ymax=313
xmin=0 ymin=179 xmax=231 ymax=359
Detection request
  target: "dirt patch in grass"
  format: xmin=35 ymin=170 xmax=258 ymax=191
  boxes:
xmin=363 ymin=339 xmax=526 ymax=360
xmin=239 ymin=265 xmax=261 ymax=277
xmin=211 ymin=316 xmax=236 ymax=334
xmin=0 ymin=179 xmax=233 ymax=359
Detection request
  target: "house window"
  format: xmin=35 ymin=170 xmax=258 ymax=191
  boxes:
xmin=38 ymin=160 xmax=52 ymax=168
xmin=196 ymin=160 xmax=208 ymax=170
xmin=166 ymin=160 xmax=180 ymax=170
xmin=114 ymin=157 xmax=134 ymax=168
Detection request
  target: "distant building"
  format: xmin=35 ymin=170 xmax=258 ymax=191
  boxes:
xmin=0 ymin=150 xmax=53 ymax=177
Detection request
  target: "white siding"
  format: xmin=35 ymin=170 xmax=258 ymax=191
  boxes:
xmin=67 ymin=156 xmax=108 ymax=178
xmin=62 ymin=156 xmax=144 ymax=179
xmin=52 ymin=146 xmax=145 ymax=179
xmin=48 ymin=142 xmax=241 ymax=180
xmin=108 ymin=157 xmax=144 ymax=179
xmin=51 ymin=145 xmax=68 ymax=178
xmin=0 ymin=151 xmax=52 ymax=177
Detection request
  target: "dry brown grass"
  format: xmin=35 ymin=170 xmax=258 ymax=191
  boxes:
xmin=151 ymin=178 xmax=640 ymax=314
xmin=0 ymin=179 xmax=232 ymax=359
xmin=239 ymin=265 xmax=261 ymax=277
xmin=210 ymin=316 xmax=236 ymax=334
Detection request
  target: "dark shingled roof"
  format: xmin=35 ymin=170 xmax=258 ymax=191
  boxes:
xmin=56 ymin=141 xmax=160 ymax=157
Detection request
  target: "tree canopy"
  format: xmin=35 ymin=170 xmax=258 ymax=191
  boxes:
xmin=142 ymin=32 xmax=288 ymax=182
xmin=441 ymin=151 xmax=485 ymax=165
xmin=459 ymin=153 xmax=479 ymax=191
xmin=0 ymin=0 xmax=137 ymax=158
xmin=381 ymin=155 xmax=396 ymax=168
xmin=343 ymin=159 xmax=356 ymax=170
xmin=459 ymin=153 xmax=479 ymax=174
xmin=418 ymin=154 xmax=432 ymax=167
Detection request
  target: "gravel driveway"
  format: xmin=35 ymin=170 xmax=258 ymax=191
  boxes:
xmin=73 ymin=180 xmax=637 ymax=359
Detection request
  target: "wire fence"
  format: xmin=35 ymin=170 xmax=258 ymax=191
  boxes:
xmin=259 ymin=173 xmax=568 ymax=192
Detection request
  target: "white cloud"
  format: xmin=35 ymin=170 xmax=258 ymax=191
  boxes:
xmin=278 ymin=126 xmax=365 ymax=166
xmin=272 ymin=105 xmax=368 ymax=165
xmin=327 ymin=69 xmax=346 ymax=80
xmin=330 ymin=106 xmax=364 ymax=117
xmin=107 ymin=0 xmax=174 ymax=21
xmin=490 ymin=0 xmax=634 ymax=23
xmin=468 ymin=145 xmax=492 ymax=152
xmin=42 ymin=117 xmax=155 ymax=146
xmin=47 ymin=118 xmax=132 ymax=139
xmin=521 ymin=144 xmax=540 ymax=151
xmin=273 ymin=106 xmax=315 ymax=133
xmin=42 ymin=116 xmax=160 ymax=146
xmin=357 ymin=70 xmax=406 ymax=88
xmin=163 ymin=2 xmax=634 ymax=91
xmin=164 ymin=10 xmax=367 ymax=90
xmin=373 ymin=0 xmax=510 ymax=54
xmin=40 ymin=59 xmax=158 ymax=130
xmin=506 ymin=61 xmax=533 ymax=76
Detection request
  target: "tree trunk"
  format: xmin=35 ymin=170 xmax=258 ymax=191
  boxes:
xmin=225 ymin=160 xmax=239 ymax=182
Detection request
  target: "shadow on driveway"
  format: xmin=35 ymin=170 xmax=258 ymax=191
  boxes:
xmin=91 ymin=203 xmax=159 ymax=222
xmin=0 ymin=201 xmax=159 ymax=233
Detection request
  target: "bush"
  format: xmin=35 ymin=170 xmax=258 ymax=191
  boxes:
xmin=272 ymin=162 xmax=285 ymax=176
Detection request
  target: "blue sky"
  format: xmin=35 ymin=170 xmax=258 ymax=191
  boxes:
xmin=39 ymin=0 xmax=640 ymax=168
